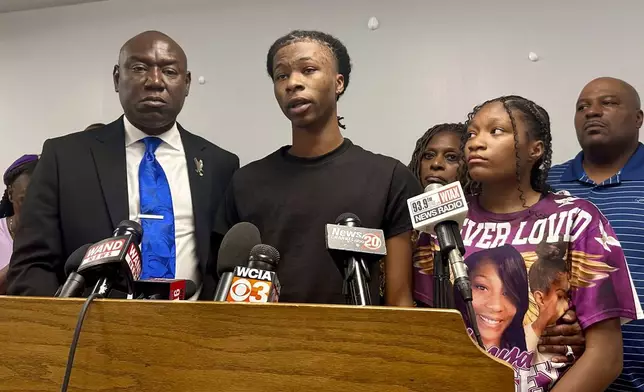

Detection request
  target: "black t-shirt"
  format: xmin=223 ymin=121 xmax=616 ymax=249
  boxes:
xmin=215 ymin=139 xmax=422 ymax=304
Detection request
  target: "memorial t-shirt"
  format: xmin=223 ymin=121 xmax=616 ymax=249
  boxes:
xmin=413 ymin=192 xmax=642 ymax=391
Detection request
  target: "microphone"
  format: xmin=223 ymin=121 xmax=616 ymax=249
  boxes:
xmin=134 ymin=279 xmax=197 ymax=300
xmin=407 ymin=182 xmax=469 ymax=297
xmin=214 ymin=222 xmax=262 ymax=301
xmin=325 ymin=213 xmax=387 ymax=306
xmin=56 ymin=244 xmax=93 ymax=298
xmin=226 ymin=244 xmax=281 ymax=303
xmin=406 ymin=182 xmax=484 ymax=348
xmin=75 ymin=220 xmax=143 ymax=297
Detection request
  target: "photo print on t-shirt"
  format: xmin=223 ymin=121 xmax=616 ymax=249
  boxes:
xmin=412 ymin=193 xmax=638 ymax=391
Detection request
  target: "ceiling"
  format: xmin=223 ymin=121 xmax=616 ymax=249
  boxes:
xmin=0 ymin=0 xmax=108 ymax=13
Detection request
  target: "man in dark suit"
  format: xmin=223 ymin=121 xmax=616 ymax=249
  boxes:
xmin=7 ymin=31 xmax=238 ymax=299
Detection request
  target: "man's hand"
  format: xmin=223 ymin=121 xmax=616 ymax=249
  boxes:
xmin=538 ymin=309 xmax=585 ymax=363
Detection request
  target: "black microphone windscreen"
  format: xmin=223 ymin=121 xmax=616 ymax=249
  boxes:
xmin=63 ymin=243 xmax=93 ymax=276
xmin=335 ymin=212 xmax=362 ymax=226
xmin=249 ymin=244 xmax=280 ymax=264
xmin=114 ymin=220 xmax=143 ymax=244
xmin=217 ymin=222 xmax=261 ymax=277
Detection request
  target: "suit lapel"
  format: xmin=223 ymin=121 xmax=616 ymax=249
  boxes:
xmin=179 ymin=125 xmax=211 ymax=271
xmin=91 ymin=117 xmax=128 ymax=230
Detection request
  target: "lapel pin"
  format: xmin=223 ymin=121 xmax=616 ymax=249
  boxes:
xmin=194 ymin=158 xmax=204 ymax=177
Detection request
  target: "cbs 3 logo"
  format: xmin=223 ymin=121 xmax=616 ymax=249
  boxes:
xmin=229 ymin=278 xmax=271 ymax=302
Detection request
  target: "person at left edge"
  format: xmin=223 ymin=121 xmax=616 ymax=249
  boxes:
xmin=215 ymin=30 xmax=421 ymax=305
xmin=0 ymin=155 xmax=39 ymax=294
xmin=6 ymin=31 xmax=239 ymax=299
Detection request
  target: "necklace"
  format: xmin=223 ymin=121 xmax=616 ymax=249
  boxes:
xmin=7 ymin=216 xmax=15 ymax=239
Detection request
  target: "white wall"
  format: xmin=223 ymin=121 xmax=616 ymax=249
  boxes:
xmin=1 ymin=0 xmax=643 ymax=172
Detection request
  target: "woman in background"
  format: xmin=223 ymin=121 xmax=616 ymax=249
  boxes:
xmin=406 ymin=123 xmax=465 ymax=306
xmin=0 ymin=154 xmax=39 ymax=293
xmin=380 ymin=123 xmax=465 ymax=304
xmin=408 ymin=123 xmax=465 ymax=189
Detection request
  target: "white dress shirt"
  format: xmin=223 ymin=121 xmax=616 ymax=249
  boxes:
xmin=123 ymin=116 xmax=201 ymax=300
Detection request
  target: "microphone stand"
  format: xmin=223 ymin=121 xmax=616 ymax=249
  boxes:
xmin=344 ymin=256 xmax=372 ymax=306
xmin=91 ymin=277 xmax=113 ymax=297
xmin=433 ymin=251 xmax=453 ymax=309
xmin=435 ymin=221 xmax=484 ymax=349
xmin=214 ymin=272 xmax=234 ymax=302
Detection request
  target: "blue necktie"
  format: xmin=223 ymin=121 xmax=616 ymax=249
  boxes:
xmin=138 ymin=137 xmax=176 ymax=279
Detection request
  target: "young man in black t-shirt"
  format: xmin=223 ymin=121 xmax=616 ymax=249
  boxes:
xmin=215 ymin=30 xmax=421 ymax=305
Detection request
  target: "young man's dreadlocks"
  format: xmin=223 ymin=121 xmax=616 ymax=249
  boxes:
xmin=266 ymin=30 xmax=352 ymax=129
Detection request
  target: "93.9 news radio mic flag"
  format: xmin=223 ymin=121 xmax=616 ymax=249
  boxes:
xmin=406 ymin=181 xmax=469 ymax=290
xmin=406 ymin=182 xmax=484 ymax=348
xmin=325 ymin=213 xmax=387 ymax=306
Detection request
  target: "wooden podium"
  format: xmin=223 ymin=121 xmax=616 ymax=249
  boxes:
xmin=0 ymin=297 xmax=513 ymax=391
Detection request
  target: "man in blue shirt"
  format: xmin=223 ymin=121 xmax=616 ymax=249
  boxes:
xmin=549 ymin=76 xmax=644 ymax=392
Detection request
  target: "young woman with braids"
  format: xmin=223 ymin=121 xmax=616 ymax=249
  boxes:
xmin=413 ymin=96 xmax=641 ymax=391
xmin=0 ymin=155 xmax=39 ymax=293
